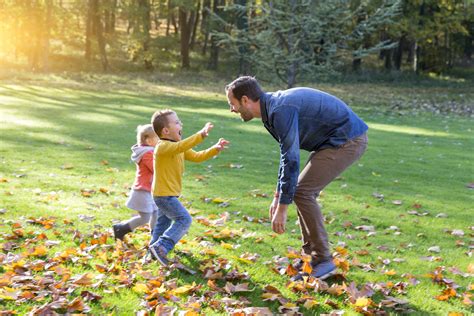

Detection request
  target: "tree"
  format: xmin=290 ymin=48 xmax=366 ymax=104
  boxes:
xmin=85 ymin=0 xmax=109 ymax=70
xmin=235 ymin=0 xmax=250 ymax=75
xmin=177 ymin=0 xmax=197 ymax=68
xmin=208 ymin=0 xmax=224 ymax=70
xmin=201 ymin=0 xmax=211 ymax=55
xmin=217 ymin=0 xmax=401 ymax=87
xmin=138 ymin=0 xmax=153 ymax=70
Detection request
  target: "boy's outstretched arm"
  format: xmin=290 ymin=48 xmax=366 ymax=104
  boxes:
xmin=157 ymin=122 xmax=213 ymax=155
xmin=185 ymin=138 xmax=230 ymax=162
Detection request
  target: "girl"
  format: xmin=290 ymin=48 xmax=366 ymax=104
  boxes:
xmin=113 ymin=124 xmax=159 ymax=240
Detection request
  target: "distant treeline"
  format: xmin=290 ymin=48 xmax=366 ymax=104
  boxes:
xmin=0 ymin=0 xmax=472 ymax=86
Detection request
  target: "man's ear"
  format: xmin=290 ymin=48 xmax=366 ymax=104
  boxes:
xmin=241 ymin=95 xmax=249 ymax=105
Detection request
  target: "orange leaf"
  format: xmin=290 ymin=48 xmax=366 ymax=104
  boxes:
xmin=302 ymin=262 xmax=313 ymax=274
xmin=334 ymin=246 xmax=348 ymax=257
xmin=286 ymin=264 xmax=299 ymax=276
xmin=436 ymin=288 xmax=457 ymax=301
xmin=72 ymin=273 xmax=94 ymax=286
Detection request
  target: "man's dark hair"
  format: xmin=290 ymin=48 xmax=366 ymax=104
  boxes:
xmin=225 ymin=76 xmax=264 ymax=102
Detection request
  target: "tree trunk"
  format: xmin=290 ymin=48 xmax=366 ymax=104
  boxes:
xmin=201 ymin=0 xmax=211 ymax=55
xmin=139 ymin=0 xmax=153 ymax=70
xmin=166 ymin=0 xmax=172 ymax=36
xmin=236 ymin=0 xmax=250 ymax=75
xmin=393 ymin=35 xmax=405 ymax=71
xmin=110 ymin=0 xmax=117 ymax=32
xmin=179 ymin=6 xmax=195 ymax=68
xmin=42 ymin=0 xmax=53 ymax=71
xmin=352 ymin=58 xmax=362 ymax=73
xmin=172 ymin=11 xmax=179 ymax=35
xmin=413 ymin=41 xmax=419 ymax=73
xmin=384 ymin=48 xmax=392 ymax=70
xmin=91 ymin=0 xmax=109 ymax=71
xmin=464 ymin=21 xmax=473 ymax=60
xmin=208 ymin=0 xmax=223 ymax=70
xmin=286 ymin=0 xmax=297 ymax=88
xmin=152 ymin=0 xmax=160 ymax=30
xmin=190 ymin=0 xmax=201 ymax=50
xmin=85 ymin=0 xmax=93 ymax=60
xmin=104 ymin=1 xmax=111 ymax=33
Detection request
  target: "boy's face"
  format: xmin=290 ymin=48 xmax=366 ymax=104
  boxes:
xmin=162 ymin=112 xmax=183 ymax=141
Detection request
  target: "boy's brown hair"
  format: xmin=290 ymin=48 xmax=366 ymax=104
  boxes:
xmin=151 ymin=109 xmax=175 ymax=137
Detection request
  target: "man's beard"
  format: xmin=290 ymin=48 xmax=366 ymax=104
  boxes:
xmin=240 ymin=108 xmax=253 ymax=122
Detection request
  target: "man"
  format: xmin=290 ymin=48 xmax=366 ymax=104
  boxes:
xmin=225 ymin=76 xmax=368 ymax=280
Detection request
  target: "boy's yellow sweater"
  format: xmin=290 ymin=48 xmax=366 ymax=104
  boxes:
xmin=152 ymin=133 xmax=218 ymax=197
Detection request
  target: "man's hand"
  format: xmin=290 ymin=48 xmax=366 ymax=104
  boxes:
xmin=271 ymin=203 xmax=288 ymax=234
xmin=268 ymin=197 xmax=278 ymax=221
xmin=200 ymin=122 xmax=214 ymax=138
xmin=213 ymin=138 xmax=230 ymax=151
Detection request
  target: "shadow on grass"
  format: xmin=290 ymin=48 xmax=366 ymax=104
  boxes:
xmin=1 ymin=83 xmax=472 ymax=208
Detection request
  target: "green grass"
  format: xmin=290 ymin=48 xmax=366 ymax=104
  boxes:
xmin=0 ymin=73 xmax=473 ymax=315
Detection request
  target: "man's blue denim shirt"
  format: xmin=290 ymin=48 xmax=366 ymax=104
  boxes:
xmin=259 ymin=88 xmax=368 ymax=204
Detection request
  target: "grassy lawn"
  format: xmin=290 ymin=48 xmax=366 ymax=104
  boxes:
xmin=0 ymin=73 xmax=473 ymax=315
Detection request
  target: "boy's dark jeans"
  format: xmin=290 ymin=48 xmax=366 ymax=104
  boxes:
xmin=294 ymin=134 xmax=368 ymax=263
xmin=151 ymin=196 xmax=192 ymax=253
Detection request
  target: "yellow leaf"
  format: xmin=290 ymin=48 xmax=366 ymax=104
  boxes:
xmin=282 ymin=302 xmax=296 ymax=308
xmin=133 ymin=283 xmax=148 ymax=294
xmin=236 ymin=257 xmax=253 ymax=265
xmin=384 ymin=269 xmax=397 ymax=276
xmin=202 ymin=248 xmax=217 ymax=256
xmin=30 ymin=245 xmax=48 ymax=257
xmin=354 ymin=297 xmax=370 ymax=307
xmin=212 ymin=198 xmax=225 ymax=204
xmin=303 ymin=299 xmax=319 ymax=309
xmin=172 ymin=283 xmax=196 ymax=295
xmin=0 ymin=287 xmax=20 ymax=300
xmin=221 ymin=242 xmax=233 ymax=249
xmin=286 ymin=248 xmax=300 ymax=259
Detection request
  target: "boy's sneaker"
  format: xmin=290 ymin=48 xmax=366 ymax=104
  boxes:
xmin=291 ymin=260 xmax=337 ymax=281
xmin=149 ymin=244 xmax=169 ymax=266
xmin=113 ymin=223 xmax=131 ymax=240
xmin=293 ymin=256 xmax=317 ymax=271
xmin=310 ymin=260 xmax=337 ymax=280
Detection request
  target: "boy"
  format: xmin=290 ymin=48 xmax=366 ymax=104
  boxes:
xmin=149 ymin=109 xmax=229 ymax=265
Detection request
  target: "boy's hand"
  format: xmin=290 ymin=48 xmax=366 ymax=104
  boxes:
xmin=213 ymin=138 xmax=230 ymax=151
xmin=200 ymin=122 xmax=214 ymax=138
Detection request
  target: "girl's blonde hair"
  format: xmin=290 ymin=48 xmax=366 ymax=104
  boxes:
xmin=136 ymin=124 xmax=158 ymax=145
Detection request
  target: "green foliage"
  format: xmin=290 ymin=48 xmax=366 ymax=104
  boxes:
xmin=0 ymin=0 xmax=472 ymax=78
xmin=216 ymin=0 xmax=401 ymax=87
